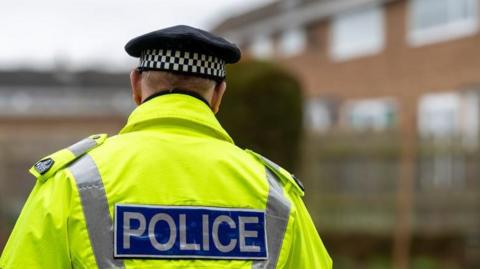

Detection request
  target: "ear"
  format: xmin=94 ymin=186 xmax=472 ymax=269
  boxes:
xmin=130 ymin=69 xmax=143 ymax=105
xmin=211 ymin=81 xmax=227 ymax=114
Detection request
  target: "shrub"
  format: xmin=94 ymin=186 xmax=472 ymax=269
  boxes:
xmin=218 ymin=60 xmax=303 ymax=171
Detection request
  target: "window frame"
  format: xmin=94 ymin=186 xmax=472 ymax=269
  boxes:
xmin=329 ymin=5 xmax=386 ymax=61
xmin=278 ymin=27 xmax=307 ymax=57
xmin=407 ymin=0 xmax=479 ymax=47
xmin=303 ymin=97 xmax=334 ymax=133
xmin=341 ymin=97 xmax=398 ymax=132
xmin=249 ymin=34 xmax=274 ymax=59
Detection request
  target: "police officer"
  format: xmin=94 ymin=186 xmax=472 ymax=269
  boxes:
xmin=0 ymin=25 xmax=332 ymax=269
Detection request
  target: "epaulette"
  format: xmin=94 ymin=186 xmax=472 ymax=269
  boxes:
xmin=29 ymin=134 xmax=108 ymax=182
xmin=246 ymin=149 xmax=305 ymax=197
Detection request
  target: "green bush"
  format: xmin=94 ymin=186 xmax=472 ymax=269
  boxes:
xmin=218 ymin=60 xmax=303 ymax=171
xmin=412 ymin=256 xmax=440 ymax=269
xmin=367 ymin=256 xmax=391 ymax=269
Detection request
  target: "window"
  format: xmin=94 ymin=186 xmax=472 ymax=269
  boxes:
xmin=418 ymin=92 xmax=461 ymax=138
xmin=249 ymin=35 xmax=274 ymax=59
xmin=304 ymin=98 xmax=335 ymax=132
xmin=279 ymin=28 xmax=306 ymax=57
xmin=408 ymin=0 xmax=479 ymax=46
xmin=418 ymin=91 xmax=480 ymax=146
xmin=330 ymin=6 xmax=385 ymax=61
xmin=459 ymin=90 xmax=480 ymax=148
xmin=343 ymin=98 xmax=397 ymax=131
xmin=417 ymin=91 xmax=480 ymax=190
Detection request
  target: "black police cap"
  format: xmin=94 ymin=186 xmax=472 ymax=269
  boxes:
xmin=125 ymin=25 xmax=241 ymax=63
xmin=125 ymin=25 xmax=241 ymax=81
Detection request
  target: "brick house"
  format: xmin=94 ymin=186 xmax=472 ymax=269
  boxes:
xmin=215 ymin=0 xmax=480 ymax=267
xmin=215 ymin=0 xmax=480 ymax=137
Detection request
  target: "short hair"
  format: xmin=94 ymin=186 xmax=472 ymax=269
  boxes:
xmin=141 ymin=71 xmax=216 ymax=94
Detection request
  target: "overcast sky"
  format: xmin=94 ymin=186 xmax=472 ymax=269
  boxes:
xmin=0 ymin=0 xmax=273 ymax=71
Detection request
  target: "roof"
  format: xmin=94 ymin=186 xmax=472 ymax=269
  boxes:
xmin=214 ymin=0 xmax=324 ymax=33
xmin=0 ymin=70 xmax=134 ymax=117
xmin=0 ymin=70 xmax=129 ymax=88
xmin=214 ymin=1 xmax=284 ymax=34
xmin=213 ymin=0 xmax=392 ymax=42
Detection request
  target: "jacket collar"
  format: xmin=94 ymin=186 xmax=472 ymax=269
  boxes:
xmin=119 ymin=93 xmax=234 ymax=144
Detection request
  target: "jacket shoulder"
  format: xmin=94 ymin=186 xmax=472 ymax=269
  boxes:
xmin=245 ymin=149 xmax=305 ymax=197
xmin=29 ymin=134 xmax=108 ymax=182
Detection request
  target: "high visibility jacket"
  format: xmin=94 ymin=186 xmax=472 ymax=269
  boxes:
xmin=0 ymin=94 xmax=332 ymax=269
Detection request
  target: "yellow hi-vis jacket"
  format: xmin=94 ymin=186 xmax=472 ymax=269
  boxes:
xmin=0 ymin=94 xmax=332 ymax=269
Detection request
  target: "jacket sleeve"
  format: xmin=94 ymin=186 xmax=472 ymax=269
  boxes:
xmin=0 ymin=170 xmax=73 ymax=269
xmin=283 ymin=193 xmax=333 ymax=269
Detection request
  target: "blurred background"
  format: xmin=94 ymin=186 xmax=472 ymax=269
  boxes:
xmin=1 ymin=0 xmax=479 ymax=268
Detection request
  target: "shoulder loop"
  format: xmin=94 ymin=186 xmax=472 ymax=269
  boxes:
xmin=29 ymin=134 xmax=108 ymax=182
xmin=246 ymin=149 xmax=305 ymax=197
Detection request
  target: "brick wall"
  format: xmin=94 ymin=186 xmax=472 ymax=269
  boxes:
xmin=282 ymin=0 xmax=480 ymax=130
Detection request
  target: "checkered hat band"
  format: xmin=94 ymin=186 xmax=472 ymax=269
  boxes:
xmin=139 ymin=49 xmax=226 ymax=78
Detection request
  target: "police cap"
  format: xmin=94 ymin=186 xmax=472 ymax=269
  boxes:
xmin=125 ymin=25 xmax=241 ymax=82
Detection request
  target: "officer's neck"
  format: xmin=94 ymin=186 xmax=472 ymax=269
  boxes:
xmin=142 ymin=88 xmax=211 ymax=108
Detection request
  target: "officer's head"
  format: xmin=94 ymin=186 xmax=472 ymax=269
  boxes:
xmin=125 ymin=25 xmax=241 ymax=114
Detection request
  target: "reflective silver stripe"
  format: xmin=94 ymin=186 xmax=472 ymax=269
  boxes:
xmin=259 ymin=155 xmax=281 ymax=171
xmin=253 ymin=168 xmax=291 ymax=269
xmin=68 ymin=137 xmax=97 ymax=157
xmin=69 ymin=154 xmax=125 ymax=269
